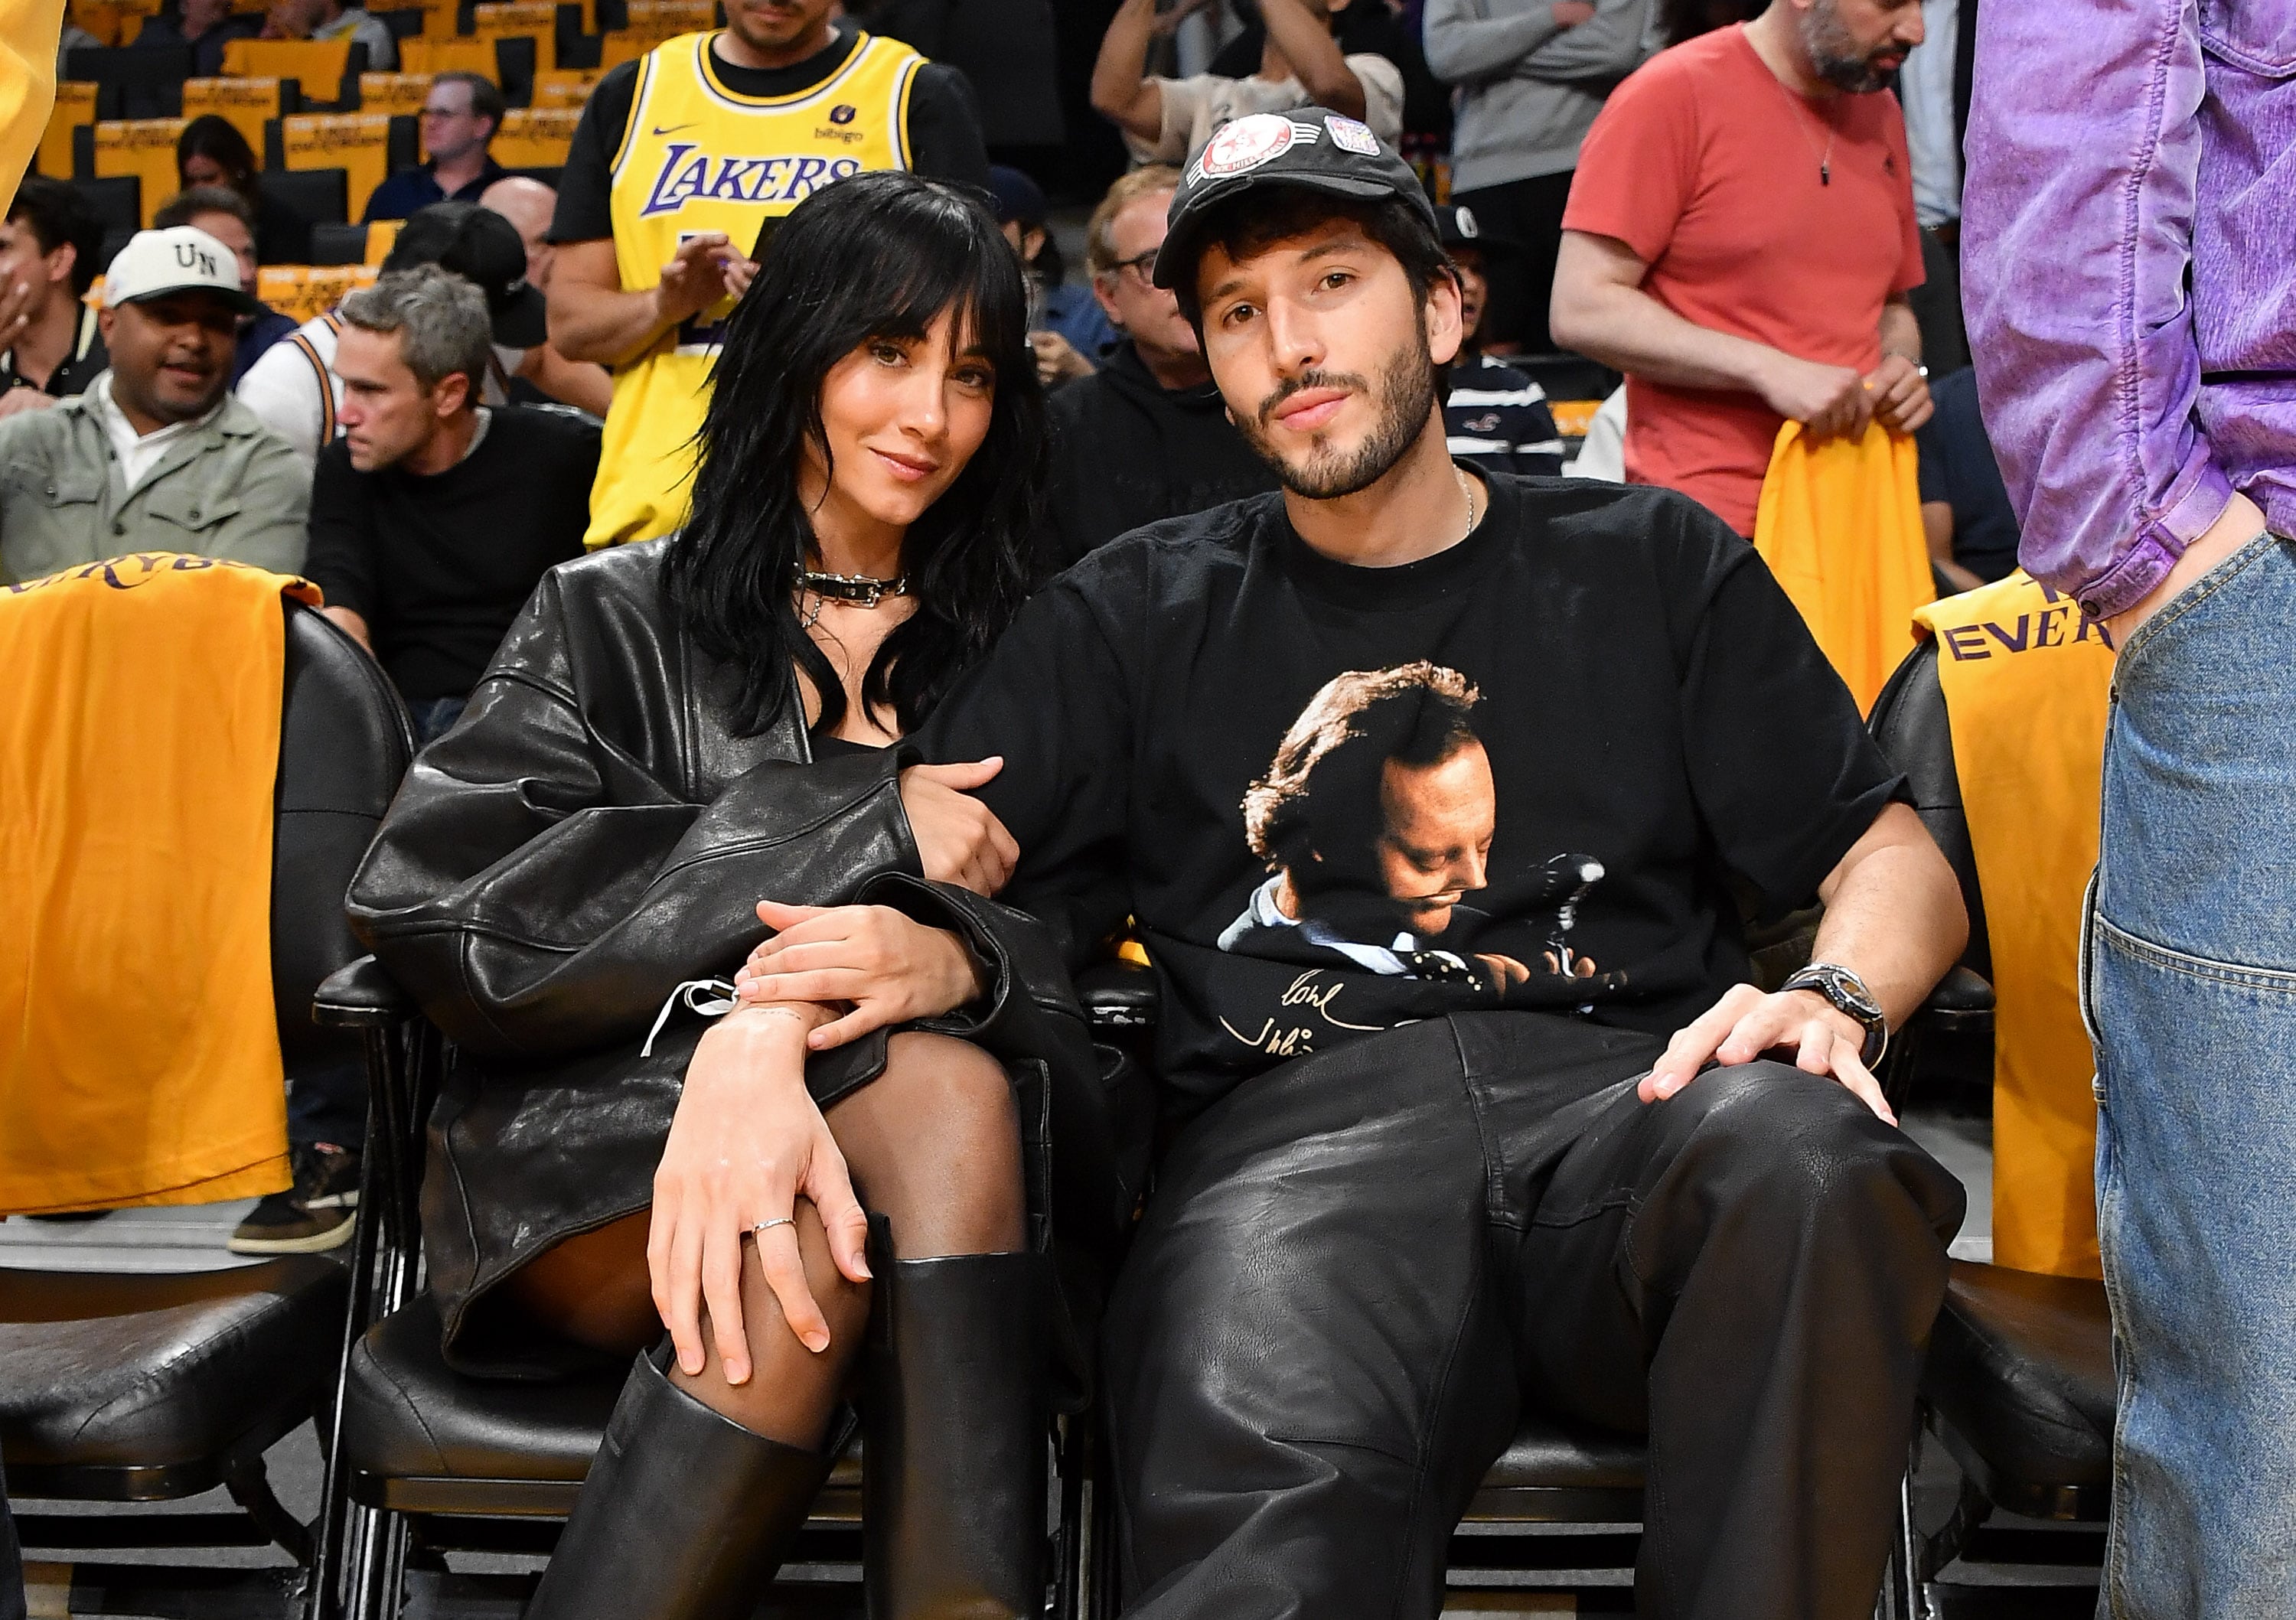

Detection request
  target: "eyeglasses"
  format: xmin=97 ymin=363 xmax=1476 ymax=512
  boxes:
xmin=1103 ymin=248 xmax=1159 ymax=284
xmin=419 ymin=105 xmax=463 ymax=119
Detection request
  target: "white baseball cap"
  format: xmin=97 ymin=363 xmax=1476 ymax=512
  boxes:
xmin=102 ymin=226 xmax=263 ymax=316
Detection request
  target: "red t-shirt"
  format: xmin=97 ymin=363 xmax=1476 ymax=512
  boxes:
xmin=1563 ymin=26 xmax=1924 ymax=535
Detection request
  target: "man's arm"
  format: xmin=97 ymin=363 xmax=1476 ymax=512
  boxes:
xmin=1642 ymin=801 xmax=1965 ymax=1124
xmin=1961 ymin=0 xmax=2237 ymax=627
xmin=1089 ymin=0 xmax=1166 ymax=145
xmin=1258 ymin=0 xmax=1364 ymax=117
xmin=1421 ymin=0 xmax=1572 ymax=83
xmin=514 ymin=341 xmax=613 ymax=416
xmin=546 ymin=234 xmax=752 ymax=368
xmin=1505 ymin=0 xmax=1647 ymax=83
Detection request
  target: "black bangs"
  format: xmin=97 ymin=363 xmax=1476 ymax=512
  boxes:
xmin=665 ymin=171 xmax=1047 ymax=740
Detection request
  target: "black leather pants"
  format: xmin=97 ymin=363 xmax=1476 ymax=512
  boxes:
xmin=1103 ymin=1012 xmax=1963 ymax=1620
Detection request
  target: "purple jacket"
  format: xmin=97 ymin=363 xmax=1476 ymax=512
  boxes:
xmin=1962 ymin=0 xmax=2296 ymax=620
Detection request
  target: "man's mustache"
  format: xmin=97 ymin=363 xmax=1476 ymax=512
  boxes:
xmin=1256 ymin=368 xmax=1368 ymax=430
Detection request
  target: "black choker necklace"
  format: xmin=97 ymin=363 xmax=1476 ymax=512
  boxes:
xmin=795 ymin=569 xmax=908 ymax=608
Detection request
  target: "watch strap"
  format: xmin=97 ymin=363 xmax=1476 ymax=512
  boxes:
xmin=1780 ymin=963 xmax=1888 ymax=1067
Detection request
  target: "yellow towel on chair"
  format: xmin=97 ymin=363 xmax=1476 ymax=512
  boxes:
xmin=1912 ymin=572 xmax=2114 ymax=1280
xmin=1752 ymin=420 xmax=1933 ymax=713
xmin=0 ymin=555 xmax=318 ymax=1214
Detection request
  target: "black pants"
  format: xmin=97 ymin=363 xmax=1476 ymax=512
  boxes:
xmin=1103 ymin=1013 xmax=1962 ymax=1620
xmin=1453 ymin=171 xmax=1576 ymax=354
xmin=1907 ymin=225 xmax=1968 ymax=378
xmin=0 ymin=1468 xmax=24 ymax=1620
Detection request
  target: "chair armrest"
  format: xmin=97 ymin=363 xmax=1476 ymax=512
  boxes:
xmin=313 ymin=954 xmax=416 ymax=1029
xmin=1075 ymin=957 xmax=1161 ymax=1032
xmin=1920 ymin=964 xmax=1996 ymax=1036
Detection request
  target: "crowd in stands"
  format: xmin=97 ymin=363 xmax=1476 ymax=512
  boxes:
xmin=8 ymin=0 xmax=2154 ymax=1613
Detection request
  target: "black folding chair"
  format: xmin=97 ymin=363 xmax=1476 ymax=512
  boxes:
xmin=64 ymin=45 xmax=190 ymax=118
xmin=0 ymin=601 xmax=414 ymax=1619
xmin=1867 ymin=639 xmax=2113 ymax=1616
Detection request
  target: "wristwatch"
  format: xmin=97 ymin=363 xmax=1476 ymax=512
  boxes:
xmin=1779 ymin=962 xmax=1889 ymax=1067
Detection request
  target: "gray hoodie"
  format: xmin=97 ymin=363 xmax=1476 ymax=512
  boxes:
xmin=1423 ymin=0 xmax=1655 ymax=192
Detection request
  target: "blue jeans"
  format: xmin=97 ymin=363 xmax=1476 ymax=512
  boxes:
xmin=2090 ymin=530 xmax=2296 ymax=1617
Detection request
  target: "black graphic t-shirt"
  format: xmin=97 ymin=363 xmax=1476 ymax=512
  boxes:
xmin=920 ymin=474 xmax=1904 ymax=1116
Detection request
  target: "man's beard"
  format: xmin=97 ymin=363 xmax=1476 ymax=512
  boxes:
xmin=1238 ymin=328 xmax=1439 ymax=500
xmin=1801 ymin=0 xmax=1893 ymax=93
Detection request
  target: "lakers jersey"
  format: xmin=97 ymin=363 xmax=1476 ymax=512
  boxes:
xmin=588 ymin=30 xmax=923 ymax=548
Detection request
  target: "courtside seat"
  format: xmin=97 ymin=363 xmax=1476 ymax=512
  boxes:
xmin=1465 ymin=1414 xmax=1646 ymax=1521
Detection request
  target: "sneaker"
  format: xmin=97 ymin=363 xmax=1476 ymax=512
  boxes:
xmin=229 ymin=1142 xmax=361 ymax=1255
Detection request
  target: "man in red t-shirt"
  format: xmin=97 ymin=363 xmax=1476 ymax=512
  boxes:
xmin=1550 ymin=0 xmax=1932 ymax=535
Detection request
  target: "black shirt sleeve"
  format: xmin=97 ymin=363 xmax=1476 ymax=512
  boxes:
xmin=548 ymin=60 xmax=641 ymax=244
xmin=304 ymin=442 xmax=380 ymax=623
xmin=905 ymin=62 xmax=990 ymax=190
xmin=1665 ymin=505 xmax=1908 ymax=918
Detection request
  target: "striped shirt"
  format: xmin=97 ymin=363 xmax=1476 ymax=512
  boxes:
xmin=1445 ymin=354 xmax=1565 ymax=478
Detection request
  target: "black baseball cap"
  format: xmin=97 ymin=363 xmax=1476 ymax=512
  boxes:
xmin=1433 ymin=202 xmax=1519 ymax=256
xmin=1153 ymin=106 xmax=1438 ymax=293
xmin=383 ymin=200 xmax=547 ymax=349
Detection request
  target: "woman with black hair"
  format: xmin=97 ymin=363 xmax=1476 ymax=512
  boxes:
xmin=175 ymin=115 xmax=310 ymax=263
xmin=346 ymin=171 xmax=1134 ymax=1620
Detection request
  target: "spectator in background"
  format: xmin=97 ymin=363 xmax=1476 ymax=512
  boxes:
xmin=1893 ymin=0 xmax=1971 ymax=374
xmin=546 ymin=0 xmax=988 ymax=547
xmin=306 ymin=268 xmax=595 ymax=743
xmin=1436 ymin=204 xmax=1564 ymax=475
xmin=1912 ymin=366 xmax=2014 ymax=593
xmin=1039 ymin=163 xmax=1277 ymax=568
xmin=480 ymin=175 xmax=612 ymax=416
xmin=0 ymin=228 xmax=308 ymax=587
xmin=178 ymin=115 xmax=310 ymax=264
xmin=261 ymin=0 xmax=396 ymax=70
xmin=0 ymin=178 xmax=107 ymax=419
xmin=1548 ymin=0 xmax=1930 ymax=536
xmin=364 ymin=73 xmax=508 ymax=221
xmin=1093 ymin=0 xmax=1405 ymax=164
xmin=240 ymin=202 xmax=556 ymax=474
xmin=990 ymin=163 xmax=1117 ymax=390
xmin=1212 ymin=0 xmax=1453 ymax=145
xmin=154 ymin=187 xmax=299 ymax=385
xmin=1656 ymin=0 xmax=1763 ymax=41
xmin=1424 ymin=0 xmax=1652 ymax=355
xmin=133 ymin=0 xmax=263 ymax=78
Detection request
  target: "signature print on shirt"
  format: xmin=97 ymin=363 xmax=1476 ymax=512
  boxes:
xmin=1214 ymin=663 xmax=1619 ymax=1048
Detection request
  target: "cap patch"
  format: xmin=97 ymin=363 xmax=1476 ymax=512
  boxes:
xmin=1195 ymin=112 xmax=1310 ymax=180
xmin=1454 ymin=206 xmax=1479 ymax=238
xmin=1325 ymin=115 xmax=1380 ymax=156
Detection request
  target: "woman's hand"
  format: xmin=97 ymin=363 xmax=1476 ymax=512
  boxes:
xmin=735 ymin=901 xmax=990 ymax=1049
xmin=649 ymin=1004 xmax=871 ymax=1384
xmin=899 ymin=759 xmax=1019 ymax=895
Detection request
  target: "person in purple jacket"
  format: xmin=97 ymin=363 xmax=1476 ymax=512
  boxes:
xmin=1962 ymin=4 xmax=2292 ymax=1614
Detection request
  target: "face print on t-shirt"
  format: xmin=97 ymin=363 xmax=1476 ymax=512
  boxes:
xmin=1214 ymin=662 xmax=1623 ymax=1019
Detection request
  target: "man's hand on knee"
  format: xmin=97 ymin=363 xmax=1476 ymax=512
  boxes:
xmin=1640 ymin=982 xmax=1896 ymax=1126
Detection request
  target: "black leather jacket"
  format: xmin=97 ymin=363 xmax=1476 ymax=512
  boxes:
xmin=347 ymin=541 xmax=1133 ymax=1380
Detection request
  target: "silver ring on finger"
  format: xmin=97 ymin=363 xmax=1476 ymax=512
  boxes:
xmin=751 ymin=1216 xmax=794 ymax=1238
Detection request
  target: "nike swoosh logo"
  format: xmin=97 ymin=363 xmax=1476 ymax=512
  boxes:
xmin=651 ymin=122 xmax=695 ymax=135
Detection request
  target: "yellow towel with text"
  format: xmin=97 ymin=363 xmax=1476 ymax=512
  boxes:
xmin=1753 ymin=419 xmax=1933 ymax=713
xmin=0 ymin=555 xmax=318 ymax=1214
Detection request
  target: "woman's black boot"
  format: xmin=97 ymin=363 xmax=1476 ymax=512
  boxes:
xmin=527 ymin=1346 xmax=838 ymax=1620
xmin=863 ymin=1250 xmax=1053 ymax=1618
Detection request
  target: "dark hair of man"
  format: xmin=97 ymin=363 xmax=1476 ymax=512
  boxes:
xmin=8 ymin=176 xmax=104 ymax=297
xmin=1171 ymin=187 xmax=1453 ymax=330
xmin=1243 ymin=663 xmax=1482 ymax=882
xmin=667 ymin=171 xmax=1045 ymax=740
xmin=433 ymin=70 xmax=507 ymax=135
xmin=177 ymin=115 xmax=261 ymax=203
xmin=154 ymin=184 xmax=256 ymax=233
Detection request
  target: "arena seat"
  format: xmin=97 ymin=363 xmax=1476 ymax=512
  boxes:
xmin=1865 ymin=638 xmax=2112 ymax=1609
xmin=64 ymin=44 xmax=189 ymax=118
xmin=2 ymin=600 xmax=415 ymax=1590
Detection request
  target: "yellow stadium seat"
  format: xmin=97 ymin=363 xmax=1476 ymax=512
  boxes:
xmin=279 ymin=112 xmax=398 ymax=221
xmin=357 ymin=70 xmax=435 ymax=119
xmin=93 ymin=118 xmax=187 ymax=227
xmin=531 ymin=68 xmax=600 ymax=109
xmin=364 ymin=217 xmax=400 ymax=266
xmin=472 ymin=1 xmax=555 ymax=74
xmin=222 ymin=37 xmax=354 ymax=89
xmin=38 ymin=83 xmax=98 ymax=178
xmin=493 ymin=106 xmax=577 ymax=170
xmin=418 ymin=0 xmax=459 ymax=39
xmin=66 ymin=0 xmax=129 ymax=46
xmin=396 ymin=37 xmax=495 ymax=77
xmin=257 ymin=262 xmax=378 ymax=325
xmin=621 ymin=0 xmax=711 ymax=37
xmin=181 ymin=77 xmax=284 ymax=159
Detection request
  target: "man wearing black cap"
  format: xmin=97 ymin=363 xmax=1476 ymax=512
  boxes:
xmin=236 ymin=200 xmax=553 ymax=478
xmin=1435 ymin=201 xmax=1566 ymax=476
xmin=822 ymin=108 xmax=1969 ymax=1615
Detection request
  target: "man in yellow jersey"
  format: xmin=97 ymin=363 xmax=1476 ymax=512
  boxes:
xmin=546 ymin=0 xmax=990 ymax=547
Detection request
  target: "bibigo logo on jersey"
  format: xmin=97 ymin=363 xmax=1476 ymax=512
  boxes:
xmin=639 ymin=143 xmax=865 ymax=217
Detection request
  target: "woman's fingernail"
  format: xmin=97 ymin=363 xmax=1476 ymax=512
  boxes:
xmin=804 ymin=1331 xmax=830 ymax=1353
xmin=680 ymin=1354 xmax=702 ymax=1374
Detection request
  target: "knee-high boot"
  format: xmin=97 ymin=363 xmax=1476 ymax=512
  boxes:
xmin=863 ymin=1250 xmax=1053 ymax=1619
xmin=527 ymin=1345 xmax=841 ymax=1620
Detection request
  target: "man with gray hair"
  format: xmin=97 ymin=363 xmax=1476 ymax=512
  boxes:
xmin=302 ymin=264 xmax=597 ymax=745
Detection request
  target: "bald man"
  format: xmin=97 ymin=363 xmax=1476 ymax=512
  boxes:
xmin=481 ymin=177 xmax=609 ymax=417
